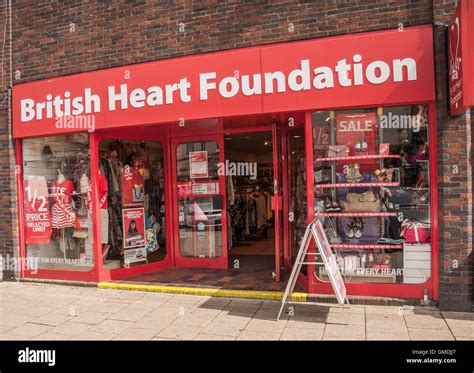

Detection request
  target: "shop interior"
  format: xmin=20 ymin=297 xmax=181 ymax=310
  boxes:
xmin=225 ymin=131 xmax=276 ymax=275
xmin=98 ymin=139 xmax=167 ymax=270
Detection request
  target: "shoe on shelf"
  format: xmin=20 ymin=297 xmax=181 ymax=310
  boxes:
xmin=355 ymin=138 xmax=368 ymax=154
xmin=325 ymin=197 xmax=334 ymax=212
xmin=347 ymin=219 xmax=356 ymax=238
xmin=354 ymin=218 xmax=363 ymax=239
xmin=332 ymin=199 xmax=341 ymax=212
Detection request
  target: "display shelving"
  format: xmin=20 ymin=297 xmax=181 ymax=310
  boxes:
xmin=315 ymin=182 xmax=399 ymax=188
xmin=315 ymin=212 xmax=398 ymax=217
xmin=316 ymin=154 xmax=401 ymax=162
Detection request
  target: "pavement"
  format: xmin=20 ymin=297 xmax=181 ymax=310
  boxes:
xmin=0 ymin=282 xmax=472 ymax=341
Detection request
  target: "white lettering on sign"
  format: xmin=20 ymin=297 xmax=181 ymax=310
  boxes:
xmin=20 ymin=55 xmax=418 ymax=122
xmin=21 ymin=88 xmax=100 ymax=122
xmin=338 ymin=119 xmax=374 ymax=132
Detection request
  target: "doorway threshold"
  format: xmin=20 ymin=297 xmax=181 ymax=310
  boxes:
xmin=99 ymin=262 xmax=305 ymax=301
xmin=98 ymin=281 xmax=306 ymax=302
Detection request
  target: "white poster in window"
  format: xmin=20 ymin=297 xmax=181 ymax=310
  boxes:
xmin=192 ymin=182 xmax=219 ymax=195
xmin=124 ymin=247 xmax=147 ymax=264
xmin=189 ymin=151 xmax=208 ymax=179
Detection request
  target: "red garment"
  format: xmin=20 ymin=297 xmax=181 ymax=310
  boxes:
xmin=50 ymin=178 xmax=75 ymax=229
xmin=98 ymin=172 xmax=108 ymax=209
xmin=50 ymin=179 xmax=74 ymax=204
xmin=51 ymin=203 xmax=76 ymax=229
xmin=132 ymin=155 xmax=150 ymax=169
xmin=121 ymin=167 xmax=143 ymax=206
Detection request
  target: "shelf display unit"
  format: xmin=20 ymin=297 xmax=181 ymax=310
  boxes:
xmin=313 ymin=106 xmax=432 ymax=285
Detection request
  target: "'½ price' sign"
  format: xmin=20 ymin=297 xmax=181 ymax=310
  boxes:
xmin=23 ymin=176 xmax=52 ymax=244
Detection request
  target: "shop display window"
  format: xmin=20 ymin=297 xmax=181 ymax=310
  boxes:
xmin=22 ymin=134 xmax=93 ymax=271
xmin=176 ymin=141 xmax=223 ymax=258
xmin=98 ymin=139 xmax=167 ymax=269
xmin=313 ymin=105 xmax=431 ymax=284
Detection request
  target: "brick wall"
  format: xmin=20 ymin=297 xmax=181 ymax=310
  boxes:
xmin=0 ymin=0 xmax=17 ymax=281
xmin=432 ymin=0 xmax=473 ymax=312
xmin=2 ymin=1 xmax=472 ymax=309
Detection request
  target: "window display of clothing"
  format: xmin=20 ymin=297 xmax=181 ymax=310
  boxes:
xmin=22 ymin=135 xmax=94 ymax=269
xmin=98 ymin=140 xmax=166 ymax=266
xmin=50 ymin=178 xmax=76 ymax=229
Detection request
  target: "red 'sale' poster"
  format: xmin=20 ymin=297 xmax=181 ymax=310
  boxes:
xmin=336 ymin=113 xmax=377 ymax=168
xmin=24 ymin=176 xmax=52 ymax=244
xmin=336 ymin=113 xmax=377 ymax=154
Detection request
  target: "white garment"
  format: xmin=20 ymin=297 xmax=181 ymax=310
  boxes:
xmin=80 ymin=173 xmax=90 ymax=194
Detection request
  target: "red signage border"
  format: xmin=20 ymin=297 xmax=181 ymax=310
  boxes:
xmin=13 ymin=25 xmax=435 ymax=138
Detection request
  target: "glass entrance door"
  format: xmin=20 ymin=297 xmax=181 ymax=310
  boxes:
xmin=171 ymin=136 xmax=227 ymax=269
xmin=272 ymin=124 xmax=284 ymax=282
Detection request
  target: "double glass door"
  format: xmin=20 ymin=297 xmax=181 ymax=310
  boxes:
xmin=172 ymin=136 xmax=227 ymax=268
xmin=171 ymin=130 xmax=285 ymax=278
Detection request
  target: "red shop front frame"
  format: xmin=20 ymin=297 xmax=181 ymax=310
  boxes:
xmin=93 ymin=127 xmax=174 ymax=281
xmin=15 ymin=101 xmax=439 ymax=300
xmin=12 ymin=25 xmax=438 ymax=299
xmin=16 ymin=134 xmax=98 ymax=282
xmin=15 ymin=126 xmax=176 ymax=283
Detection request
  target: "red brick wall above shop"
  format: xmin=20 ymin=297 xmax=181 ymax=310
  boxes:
xmin=13 ymin=0 xmax=433 ymax=83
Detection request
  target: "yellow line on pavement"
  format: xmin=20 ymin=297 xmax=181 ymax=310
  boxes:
xmin=98 ymin=282 xmax=307 ymax=302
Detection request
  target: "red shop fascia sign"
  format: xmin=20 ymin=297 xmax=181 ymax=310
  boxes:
xmin=12 ymin=25 xmax=435 ymax=138
xmin=449 ymin=0 xmax=474 ymax=116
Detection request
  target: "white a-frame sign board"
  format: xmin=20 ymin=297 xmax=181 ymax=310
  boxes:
xmin=278 ymin=219 xmax=347 ymax=320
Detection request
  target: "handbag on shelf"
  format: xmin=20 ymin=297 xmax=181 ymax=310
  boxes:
xmin=341 ymin=191 xmax=381 ymax=212
xmin=327 ymin=145 xmax=348 ymax=158
xmin=400 ymin=218 xmax=430 ymax=243
xmin=314 ymin=145 xmax=328 ymax=160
